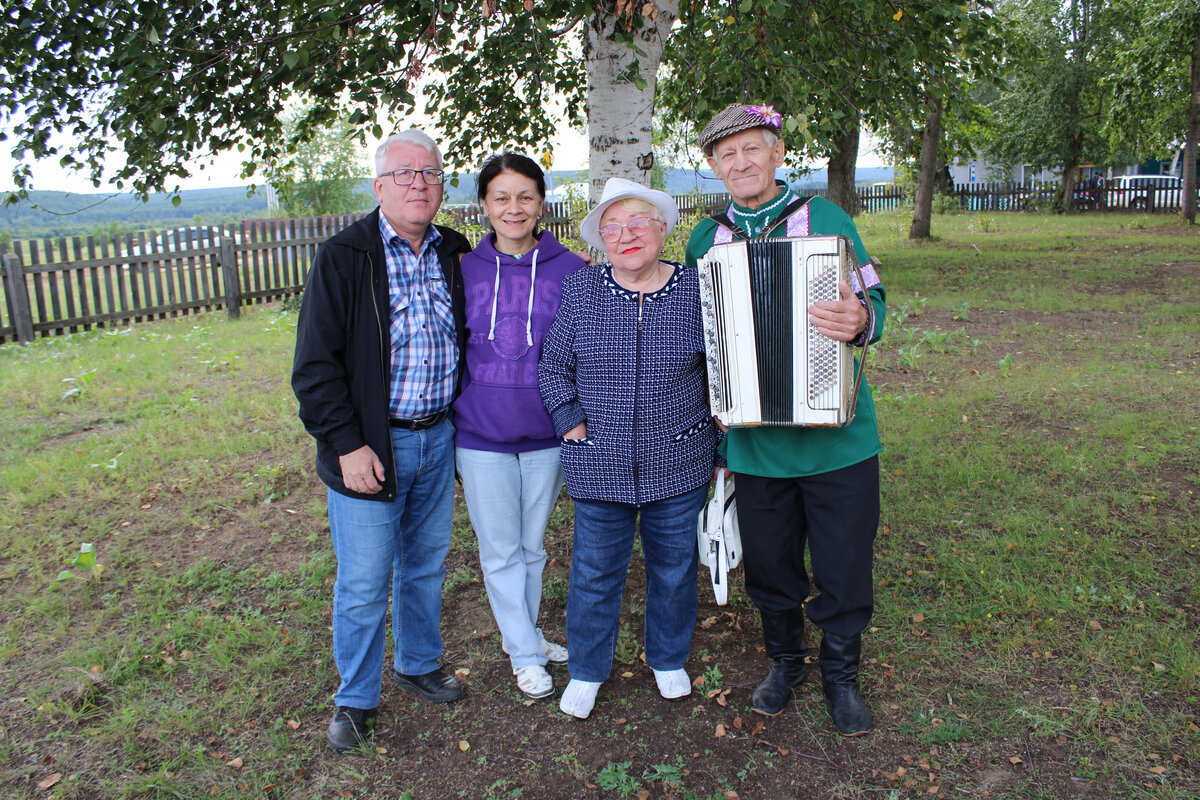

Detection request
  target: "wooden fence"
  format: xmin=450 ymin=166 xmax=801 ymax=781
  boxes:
xmin=2 ymin=180 xmax=1187 ymax=344
xmin=0 ymin=215 xmax=361 ymax=344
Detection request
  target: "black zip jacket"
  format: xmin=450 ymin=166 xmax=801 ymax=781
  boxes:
xmin=291 ymin=208 xmax=471 ymax=502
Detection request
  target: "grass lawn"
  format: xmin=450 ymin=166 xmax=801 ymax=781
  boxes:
xmin=0 ymin=209 xmax=1196 ymax=799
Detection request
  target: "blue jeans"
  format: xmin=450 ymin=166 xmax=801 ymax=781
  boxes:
xmin=327 ymin=418 xmax=455 ymax=710
xmin=566 ymin=483 xmax=709 ymax=682
xmin=456 ymin=446 xmax=564 ymax=668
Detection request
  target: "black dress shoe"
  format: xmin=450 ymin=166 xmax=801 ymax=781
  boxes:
xmin=392 ymin=668 xmax=464 ymax=703
xmin=326 ymin=706 xmax=377 ymax=753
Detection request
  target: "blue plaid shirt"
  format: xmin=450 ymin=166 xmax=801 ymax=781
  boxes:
xmin=380 ymin=215 xmax=459 ymax=418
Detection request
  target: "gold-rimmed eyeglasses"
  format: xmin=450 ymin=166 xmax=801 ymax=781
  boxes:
xmin=379 ymin=168 xmax=446 ymax=186
xmin=598 ymin=216 xmax=660 ymax=243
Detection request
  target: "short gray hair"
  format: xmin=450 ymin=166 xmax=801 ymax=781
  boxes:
xmin=375 ymin=129 xmax=443 ymax=175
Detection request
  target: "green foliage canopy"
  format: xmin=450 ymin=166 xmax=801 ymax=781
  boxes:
xmin=659 ymin=1 xmax=1004 ymax=167
xmin=0 ymin=0 xmax=599 ymax=202
xmin=270 ymin=109 xmax=371 ymax=216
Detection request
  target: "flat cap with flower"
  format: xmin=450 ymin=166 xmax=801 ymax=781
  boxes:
xmin=697 ymin=103 xmax=784 ymax=155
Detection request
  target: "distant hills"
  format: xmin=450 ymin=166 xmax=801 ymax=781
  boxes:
xmin=2 ymin=166 xmax=894 ymax=238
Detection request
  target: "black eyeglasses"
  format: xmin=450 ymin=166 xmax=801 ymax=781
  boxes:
xmin=379 ymin=168 xmax=446 ymax=186
xmin=598 ymin=216 xmax=659 ymax=243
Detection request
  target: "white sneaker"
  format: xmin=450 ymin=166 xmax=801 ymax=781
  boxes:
xmin=559 ymin=679 xmax=601 ymax=719
xmin=537 ymin=629 xmax=568 ymax=663
xmin=653 ymin=668 xmax=692 ymax=700
xmin=514 ymin=665 xmax=554 ymax=699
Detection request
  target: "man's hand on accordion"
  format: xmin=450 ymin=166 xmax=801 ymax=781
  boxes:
xmin=808 ymin=279 xmax=869 ymax=343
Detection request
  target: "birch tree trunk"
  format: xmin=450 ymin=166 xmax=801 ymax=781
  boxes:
xmin=909 ymin=97 xmax=943 ymax=240
xmin=826 ymin=111 xmax=860 ymax=216
xmin=584 ymin=1 xmax=678 ymax=202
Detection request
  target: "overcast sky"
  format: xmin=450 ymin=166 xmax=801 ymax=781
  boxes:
xmin=1 ymin=121 xmax=885 ymax=195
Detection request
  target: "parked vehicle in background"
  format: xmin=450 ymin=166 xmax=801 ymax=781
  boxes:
xmin=1108 ymin=175 xmax=1189 ymax=210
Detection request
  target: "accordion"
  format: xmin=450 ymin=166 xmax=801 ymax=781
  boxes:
xmin=697 ymin=235 xmax=869 ymax=428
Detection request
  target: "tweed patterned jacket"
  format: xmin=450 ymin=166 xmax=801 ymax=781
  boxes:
xmin=538 ymin=262 xmax=718 ymax=504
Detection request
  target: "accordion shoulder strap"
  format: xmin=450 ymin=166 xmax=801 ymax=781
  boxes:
xmin=708 ymin=196 xmax=811 ymax=242
xmin=708 ymin=212 xmax=749 ymax=240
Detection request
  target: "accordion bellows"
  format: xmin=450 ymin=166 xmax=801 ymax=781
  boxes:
xmin=698 ymin=235 xmax=865 ymax=428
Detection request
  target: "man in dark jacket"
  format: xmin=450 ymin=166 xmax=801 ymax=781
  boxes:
xmin=292 ymin=129 xmax=472 ymax=753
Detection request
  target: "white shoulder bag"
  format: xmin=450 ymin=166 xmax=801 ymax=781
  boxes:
xmin=696 ymin=471 xmax=742 ymax=605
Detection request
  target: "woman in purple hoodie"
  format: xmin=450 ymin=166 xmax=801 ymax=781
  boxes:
xmin=454 ymin=153 xmax=586 ymax=699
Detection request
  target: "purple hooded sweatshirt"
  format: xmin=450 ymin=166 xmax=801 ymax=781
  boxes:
xmin=454 ymin=229 xmax=585 ymax=453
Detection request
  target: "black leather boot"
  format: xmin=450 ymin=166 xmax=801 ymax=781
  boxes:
xmin=819 ymin=631 xmax=872 ymax=736
xmin=750 ymin=608 xmax=808 ymax=716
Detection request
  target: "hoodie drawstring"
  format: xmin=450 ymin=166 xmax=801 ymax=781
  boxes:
xmin=487 ymin=256 xmax=501 ymax=341
xmin=525 ymin=249 xmax=538 ymax=347
xmin=487 ymin=248 xmax=539 ymax=348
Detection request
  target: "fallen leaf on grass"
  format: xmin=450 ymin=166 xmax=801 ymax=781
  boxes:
xmin=1149 ymin=766 xmax=1167 ymax=775
xmin=715 ymin=723 xmax=726 ymax=737
xmin=700 ymin=616 xmax=719 ymax=629
xmin=1088 ymin=620 xmax=1102 ymax=630
xmin=1152 ymin=662 xmax=1166 ymax=672
xmin=287 ymin=719 xmax=300 ymax=730
xmin=458 ymin=740 xmax=470 ymax=752
xmin=692 ymin=675 xmax=705 ymax=688
xmin=752 ymin=721 xmax=764 ymax=736
xmin=725 ymin=792 xmax=739 ymax=800
xmin=37 ymin=774 xmax=62 ymax=789
xmin=621 ymin=671 xmax=634 ymax=678
xmin=637 ymin=791 xmax=651 ymax=800
xmin=454 ymin=668 xmax=470 ymax=680
xmin=1190 ymin=722 xmax=1198 ymax=733
xmin=375 ymin=747 xmax=387 ymax=755
xmin=912 ymin=613 xmax=925 ymax=623
xmin=733 ymin=716 xmax=743 ymax=730
xmin=225 ymin=757 xmax=243 ymax=769
xmin=1008 ymin=756 xmax=1023 ymax=765
xmin=777 ymin=746 xmax=789 ymax=755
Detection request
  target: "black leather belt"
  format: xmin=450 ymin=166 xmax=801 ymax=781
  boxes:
xmin=389 ymin=408 xmax=450 ymax=431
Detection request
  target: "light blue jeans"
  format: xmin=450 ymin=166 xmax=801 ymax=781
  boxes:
xmin=456 ymin=446 xmax=563 ymax=669
xmin=566 ymin=483 xmax=708 ymax=683
xmin=326 ymin=419 xmax=455 ymax=710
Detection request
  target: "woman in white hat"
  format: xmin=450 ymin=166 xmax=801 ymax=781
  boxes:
xmin=538 ymin=178 xmax=719 ymax=719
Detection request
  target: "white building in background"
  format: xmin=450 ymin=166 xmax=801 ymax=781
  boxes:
xmin=951 ymin=146 xmax=1197 ymax=186
xmin=949 ymin=156 xmax=1056 ymax=185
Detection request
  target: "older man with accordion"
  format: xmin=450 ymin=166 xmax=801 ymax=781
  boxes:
xmin=684 ymin=103 xmax=886 ymax=736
